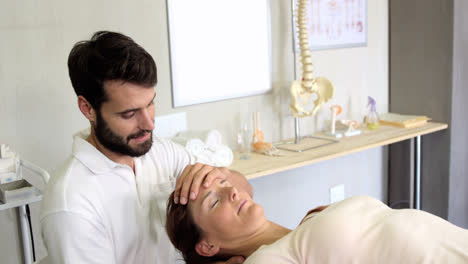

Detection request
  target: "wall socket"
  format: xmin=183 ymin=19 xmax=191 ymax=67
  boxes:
xmin=330 ymin=184 xmax=345 ymax=203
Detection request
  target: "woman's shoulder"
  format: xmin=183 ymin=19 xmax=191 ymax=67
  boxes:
xmin=332 ymin=195 xmax=386 ymax=208
xmin=244 ymin=243 xmax=296 ymax=264
xmin=298 ymin=195 xmax=385 ymax=226
xmin=244 ymin=196 xmax=390 ymax=263
xmin=293 ymin=195 xmax=391 ymax=244
xmin=318 ymin=195 xmax=387 ymax=215
xmin=244 ymin=225 xmax=304 ymax=263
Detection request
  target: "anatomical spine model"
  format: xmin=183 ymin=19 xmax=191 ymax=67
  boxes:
xmin=290 ymin=0 xmax=334 ymax=117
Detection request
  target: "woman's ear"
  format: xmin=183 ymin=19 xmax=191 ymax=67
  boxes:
xmin=78 ymin=96 xmax=96 ymax=122
xmin=195 ymin=239 xmax=220 ymax=257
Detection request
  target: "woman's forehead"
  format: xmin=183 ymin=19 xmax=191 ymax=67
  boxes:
xmin=190 ymin=178 xmax=227 ymax=206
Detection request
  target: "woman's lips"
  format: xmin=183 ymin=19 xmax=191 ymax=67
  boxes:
xmin=238 ymin=200 xmax=247 ymax=215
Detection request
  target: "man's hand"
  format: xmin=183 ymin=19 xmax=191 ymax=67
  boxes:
xmin=174 ymin=163 xmax=231 ymax=204
xmin=214 ymin=256 xmax=245 ymax=264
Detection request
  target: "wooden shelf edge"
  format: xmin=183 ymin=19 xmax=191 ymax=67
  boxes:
xmin=235 ymin=122 xmax=448 ymax=180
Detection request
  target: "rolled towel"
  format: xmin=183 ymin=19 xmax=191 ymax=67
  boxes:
xmin=174 ymin=131 xmax=233 ymax=167
xmin=207 ymin=144 xmax=233 ymax=167
xmin=185 ymin=139 xmax=206 ymax=156
xmin=205 ymin=130 xmax=222 ymax=146
xmin=174 ymin=130 xmax=223 ymax=146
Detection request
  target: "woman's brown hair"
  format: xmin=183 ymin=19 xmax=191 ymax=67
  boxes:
xmin=166 ymin=192 xmax=227 ymax=264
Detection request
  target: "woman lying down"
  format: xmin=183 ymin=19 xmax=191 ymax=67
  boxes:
xmin=166 ymin=179 xmax=468 ymax=264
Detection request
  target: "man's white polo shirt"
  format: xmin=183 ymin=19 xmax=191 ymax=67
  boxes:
xmin=40 ymin=129 xmax=192 ymax=264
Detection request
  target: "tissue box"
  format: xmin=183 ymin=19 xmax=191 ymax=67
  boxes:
xmin=0 ymin=157 xmax=21 ymax=184
xmin=0 ymin=157 xmax=17 ymax=173
xmin=0 ymin=172 xmax=18 ymax=184
xmin=0 ymin=180 xmax=38 ymax=204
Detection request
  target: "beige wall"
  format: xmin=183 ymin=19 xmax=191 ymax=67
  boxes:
xmin=0 ymin=0 xmax=388 ymax=262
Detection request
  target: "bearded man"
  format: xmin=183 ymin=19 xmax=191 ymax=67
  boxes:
xmin=40 ymin=31 xmax=251 ymax=264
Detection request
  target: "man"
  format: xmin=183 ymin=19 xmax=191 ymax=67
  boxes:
xmin=40 ymin=31 xmax=252 ymax=264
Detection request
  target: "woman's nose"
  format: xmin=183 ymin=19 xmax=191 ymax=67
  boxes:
xmin=228 ymin=186 xmax=238 ymax=201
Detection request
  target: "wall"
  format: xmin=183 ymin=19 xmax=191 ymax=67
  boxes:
xmin=449 ymin=0 xmax=468 ymax=228
xmin=388 ymin=0 xmax=453 ymax=216
xmin=389 ymin=0 xmax=468 ymax=228
xmin=0 ymin=0 xmax=389 ymax=262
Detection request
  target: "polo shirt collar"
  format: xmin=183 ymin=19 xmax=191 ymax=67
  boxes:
xmin=72 ymin=128 xmax=125 ymax=174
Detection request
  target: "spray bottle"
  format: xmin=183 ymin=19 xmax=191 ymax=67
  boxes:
xmin=366 ymin=96 xmax=380 ymax=130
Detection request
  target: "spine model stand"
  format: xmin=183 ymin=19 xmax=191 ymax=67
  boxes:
xmin=290 ymin=0 xmax=334 ymax=117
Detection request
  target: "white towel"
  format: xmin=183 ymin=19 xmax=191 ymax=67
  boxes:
xmin=185 ymin=139 xmax=206 ymax=156
xmin=173 ymin=130 xmax=233 ymax=167
xmin=205 ymin=130 xmax=222 ymax=146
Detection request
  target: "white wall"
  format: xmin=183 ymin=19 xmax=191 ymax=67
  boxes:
xmin=0 ymin=0 xmax=388 ymax=262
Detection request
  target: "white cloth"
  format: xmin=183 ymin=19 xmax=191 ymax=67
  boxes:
xmin=173 ymin=130 xmax=223 ymax=146
xmin=245 ymin=196 xmax=468 ymax=264
xmin=172 ymin=130 xmax=233 ymax=167
xmin=40 ymin=129 xmax=193 ymax=264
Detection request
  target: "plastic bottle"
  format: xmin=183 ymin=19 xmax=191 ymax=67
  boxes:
xmin=366 ymin=96 xmax=380 ymax=130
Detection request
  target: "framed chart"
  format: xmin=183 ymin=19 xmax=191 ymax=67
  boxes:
xmin=167 ymin=0 xmax=272 ymax=107
xmin=296 ymin=0 xmax=367 ymax=51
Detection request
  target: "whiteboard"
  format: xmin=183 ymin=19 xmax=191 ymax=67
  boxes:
xmin=167 ymin=0 xmax=272 ymax=107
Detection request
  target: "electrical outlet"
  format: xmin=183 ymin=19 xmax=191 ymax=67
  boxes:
xmin=154 ymin=112 xmax=187 ymax=138
xmin=330 ymin=184 xmax=345 ymax=203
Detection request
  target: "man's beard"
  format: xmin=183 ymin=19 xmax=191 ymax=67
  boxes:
xmin=94 ymin=111 xmax=153 ymax=157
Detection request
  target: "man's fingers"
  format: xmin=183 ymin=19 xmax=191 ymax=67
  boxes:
xmin=189 ymin=165 xmax=215 ymax=200
xmin=174 ymin=165 xmax=192 ymax=204
xmin=174 ymin=163 xmax=229 ymax=205
xmin=203 ymin=168 xmax=226 ymax=188
xmin=179 ymin=163 xmax=204 ymax=205
xmin=178 ymin=176 xmax=193 ymax=205
xmin=175 ymin=165 xmax=192 ymax=190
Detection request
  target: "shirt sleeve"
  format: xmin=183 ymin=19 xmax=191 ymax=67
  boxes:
xmin=168 ymin=139 xmax=194 ymax=179
xmin=41 ymin=211 xmax=115 ymax=264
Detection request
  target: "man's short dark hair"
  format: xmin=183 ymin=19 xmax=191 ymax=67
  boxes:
xmin=68 ymin=31 xmax=157 ymax=111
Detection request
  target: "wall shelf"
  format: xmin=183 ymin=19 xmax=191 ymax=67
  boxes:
xmin=230 ymin=122 xmax=448 ymax=180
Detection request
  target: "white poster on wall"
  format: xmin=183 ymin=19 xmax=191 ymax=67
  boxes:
xmin=295 ymin=0 xmax=367 ymax=51
xmin=167 ymin=0 xmax=272 ymax=107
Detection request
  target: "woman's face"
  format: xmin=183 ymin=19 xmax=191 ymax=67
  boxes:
xmin=189 ymin=178 xmax=266 ymax=244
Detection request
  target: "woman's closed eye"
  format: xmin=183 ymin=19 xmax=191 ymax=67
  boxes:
xmin=210 ymin=193 xmax=220 ymax=209
xmin=204 ymin=180 xmax=231 ymax=209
